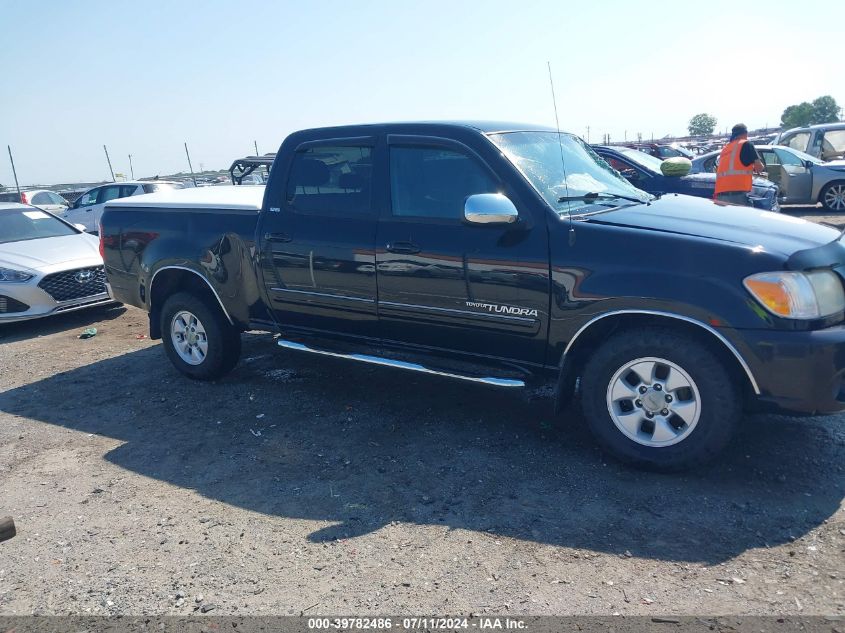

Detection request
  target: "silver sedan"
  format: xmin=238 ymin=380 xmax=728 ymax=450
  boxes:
xmin=0 ymin=203 xmax=115 ymax=324
xmin=691 ymin=145 xmax=845 ymax=211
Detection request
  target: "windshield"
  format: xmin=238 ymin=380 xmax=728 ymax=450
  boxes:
xmin=0 ymin=208 xmax=78 ymax=244
xmin=488 ymin=131 xmax=650 ymax=214
xmin=615 ymin=147 xmax=666 ymax=172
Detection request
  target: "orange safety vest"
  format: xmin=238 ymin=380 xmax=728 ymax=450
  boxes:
xmin=714 ymin=138 xmax=753 ymax=195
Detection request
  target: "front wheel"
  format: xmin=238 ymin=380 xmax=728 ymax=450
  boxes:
xmin=820 ymin=181 xmax=845 ymax=212
xmin=160 ymin=292 xmax=241 ymax=380
xmin=580 ymin=327 xmax=741 ymax=471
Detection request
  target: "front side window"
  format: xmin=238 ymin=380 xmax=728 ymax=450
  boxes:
xmin=775 ymin=148 xmax=804 ymax=167
xmin=783 ymin=132 xmax=810 ymax=153
xmin=389 ymin=147 xmax=497 ymax=219
xmin=76 ymin=188 xmax=99 ymax=207
xmin=760 ymin=150 xmax=781 ymax=166
xmin=285 ymin=145 xmax=372 ymax=216
xmin=820 ymin=130 xmax=845 ymax=160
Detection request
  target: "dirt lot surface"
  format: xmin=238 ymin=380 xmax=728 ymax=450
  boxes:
xmin=1 ymin=207 xmax=843 ymax=617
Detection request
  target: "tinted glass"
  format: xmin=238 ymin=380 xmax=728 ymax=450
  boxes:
xmin=142 ymin=183 xmax=179 ymax=193
xmin=0 ymin=208 xmax=77 ymax=244
xmin=120 ymin=185 xmax=139 ymax=197
xmin=389 ymin=147 xmax=496 ymax=219
xmin=285 ymin=146 xmax=372 ymax=216
xmin=48 ymin=192 xmax=67 ymax=205
xmin=99 ymin=186 xmax=122 ymax=203
xmin=0 ymin=192 xmax=23 ymax=202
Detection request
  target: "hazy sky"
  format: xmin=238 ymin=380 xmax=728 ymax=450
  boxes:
xmin=1 ymin=0 xmax=842 ymax=185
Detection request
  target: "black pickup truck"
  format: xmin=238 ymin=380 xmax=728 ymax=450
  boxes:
xmin=101 ymin=121 xmax=845 ymax=470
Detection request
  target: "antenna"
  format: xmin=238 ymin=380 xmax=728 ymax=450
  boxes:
xmin=547 ymin=62 xmax=575 ymax=244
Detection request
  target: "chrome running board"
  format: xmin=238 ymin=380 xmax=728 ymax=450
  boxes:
xmin=277 ymin=339 xmax=525 ymax=388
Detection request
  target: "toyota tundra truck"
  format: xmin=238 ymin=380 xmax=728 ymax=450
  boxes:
xmin=100 ymin=121 xmax=845 ymax=470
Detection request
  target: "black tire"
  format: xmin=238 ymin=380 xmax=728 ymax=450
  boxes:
xmin=819 ymin=181 xmax=845 ymax=212
xmin=160 ymin=291 xmax=241 ymax=380
xmin=580 ymin=327 xmax=741 ymax=471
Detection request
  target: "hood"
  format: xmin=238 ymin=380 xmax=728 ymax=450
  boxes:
xmin=0 ymin=233 xmax=102 ymax=274
xmin=583 ymin=194 xmax=839 ymax=257
xmin=822 ymin=159 xmax=845 ymax=171
xmin=679 ymin=171 xmax=776 ymax=190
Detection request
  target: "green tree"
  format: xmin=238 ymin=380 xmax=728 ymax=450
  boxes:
xmin=811 ymin=95 xmax=840 ymax=124
xmin=781 ymin=96 xmax=841 ymax=129
xmin=781 ymin=102 xmax=814 ymax=129
xmin=688 ymin=113 xmax=717 ymax=136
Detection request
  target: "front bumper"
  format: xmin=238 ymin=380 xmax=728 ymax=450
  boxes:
xmin=727 ymin=324 xmax=845 ymax=415
xmin=0 ymin=268 xmax=115 ymax=324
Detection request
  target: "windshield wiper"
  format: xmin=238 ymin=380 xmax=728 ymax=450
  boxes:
xmin=558 ymin=191 xmax=648 ymax=205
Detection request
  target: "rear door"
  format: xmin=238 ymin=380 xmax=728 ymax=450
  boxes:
xmin=375 ymin=136 xmax=549 ymax=365
xmin=758 ymin=149 xmax=784 ymax=190
xmin=257 ymin=138 xmax=379 ymax=338
xmin=64 ymin=186 xmax=102 ymax=229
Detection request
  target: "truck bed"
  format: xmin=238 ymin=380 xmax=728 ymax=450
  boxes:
xmin=107 ymin=185 xmax=265 ymax=211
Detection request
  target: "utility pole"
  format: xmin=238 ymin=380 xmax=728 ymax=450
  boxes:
xmin=103 ymin=145 xmax=116 ymax=181
xmin=254 ymin=140 xmax=259 ymax=156
xmin=7 ymin=146 xmax=21 ymax=195
xmin=586 ymin=126 xmax=590 ymax=143
xmin=184 ymin=142 xmax=197 ymax=187
xmin=128 ymin=154 xmax=135 ymax=180
xmin=624 ymin=130 xmax=627 ymax=141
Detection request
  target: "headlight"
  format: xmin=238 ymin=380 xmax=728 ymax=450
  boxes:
xmin=744 ymin=270 xmax=845 ymax=319
xmin=0 ymin=267 xmax=34 ymax=283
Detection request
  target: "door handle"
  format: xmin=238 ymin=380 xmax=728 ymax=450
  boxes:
xmin=264 ymin=232 xmax=292 ymax=243
xmin=386 ymin=241 xmax=421 ymax=255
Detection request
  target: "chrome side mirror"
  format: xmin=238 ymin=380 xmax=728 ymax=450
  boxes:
xmin=464 ymin=193 xmax=518 ymax=225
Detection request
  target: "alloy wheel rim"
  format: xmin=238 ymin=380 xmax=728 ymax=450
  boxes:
xmin=170 ymin=310 xmax=209 ymax=365
xmin=606 ymin=356 xmax=701 ymax=447
xmin=824 ymin=185 xmax=845 ymax=211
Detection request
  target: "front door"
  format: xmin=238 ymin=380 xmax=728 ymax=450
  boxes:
xmin=376 ymin=137 xmax=549 ymax=366
xmin=776 ymin=148 xmax=813 ymax=203
xmin=258 ymin=139 xmax=379 ymax=338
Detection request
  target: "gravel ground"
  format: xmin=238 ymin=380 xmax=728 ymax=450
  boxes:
xmin=0 ymin=207 xmax=843 ymax=617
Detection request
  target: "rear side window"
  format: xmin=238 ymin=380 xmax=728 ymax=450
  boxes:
xmin=120 ymin=185 xmax=139 ymax=197
xmin=99 ymin=185 xmax=123 ymax=203
xmin=285 ymin=145 xmax=373 ymax=216
xmin=48 ymin=192 xmax=67 ymax=205
xmin=389 ymin=147 xmax=497 ymax=220
xmin=31 ymin=192 xmax=53 ymax=205
xmin=142 ymin=183 xmax=179 ymax=193
xmin=0 ymin=192 xmax=22 ymax=202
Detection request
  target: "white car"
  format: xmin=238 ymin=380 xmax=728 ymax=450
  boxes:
xmin=0 ymin=189 xmax=69 ymax=214
xmin=63 ymin=180 xmax=181 ymax=232
xmin=0 ymin=203 xmax=114 ymax=323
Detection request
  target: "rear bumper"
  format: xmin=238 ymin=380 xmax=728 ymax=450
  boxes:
xmin=727 ymin=324 xmax=845 ymax=414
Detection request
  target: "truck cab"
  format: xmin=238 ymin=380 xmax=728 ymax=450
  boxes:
xmin=101 ymin=121 xmax=845 ymax=470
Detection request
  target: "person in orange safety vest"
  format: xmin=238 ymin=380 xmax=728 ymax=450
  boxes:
xmin=714 ymin=123 xmax=765 ymax=206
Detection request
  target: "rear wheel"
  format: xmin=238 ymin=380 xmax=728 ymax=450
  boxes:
xmin=580 ymin=327 xmax=741 ymax=471
xmin=160 ymin=292 xmax=241 ymax=380
xmin=820 ymin=181 xmax=845 ymax=212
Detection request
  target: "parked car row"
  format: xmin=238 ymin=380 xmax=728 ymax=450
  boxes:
xmin=62 ymin=180 xmax=182 ymax=232
xmin=592 ymin=145 xmax=780 ymax=211
xmin=690 ymin=145 xmax=845 ymax=211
